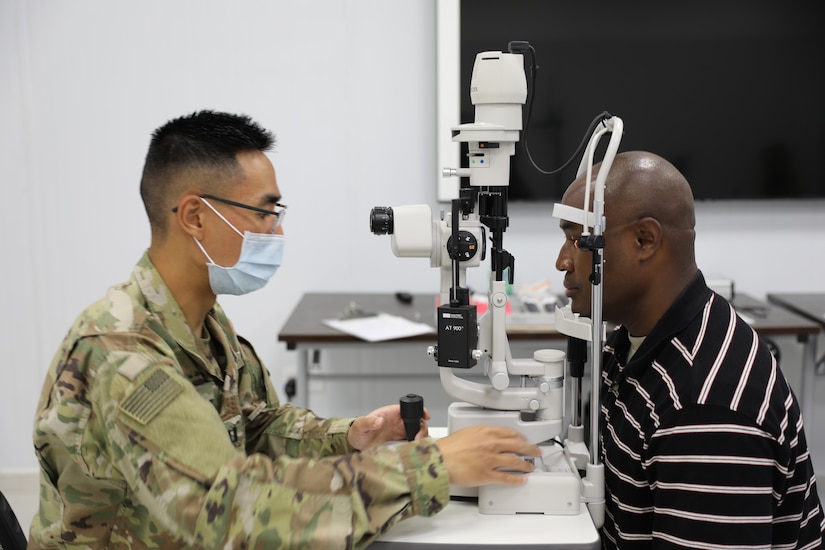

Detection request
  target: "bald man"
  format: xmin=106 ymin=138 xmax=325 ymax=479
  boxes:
xmin=556 ymin=151 xmax=824 ymax=548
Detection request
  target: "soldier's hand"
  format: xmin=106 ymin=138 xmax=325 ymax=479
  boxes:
xmin=436 ymin=426 xmax=540 ymax=487
xmin=347 ymin=404 xmax=431 ymax=451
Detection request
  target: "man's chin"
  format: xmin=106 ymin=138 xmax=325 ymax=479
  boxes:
xmin=569 ymin=299 xmax=591 ymax=317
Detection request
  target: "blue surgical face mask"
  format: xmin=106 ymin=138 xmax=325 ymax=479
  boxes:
xmin=194 ymin=198 xmax=284 ymax=295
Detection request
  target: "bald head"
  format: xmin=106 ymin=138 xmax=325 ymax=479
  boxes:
xmin=564 ymin=151 xmax=697 ymax=269
xmin=605 ymin=151 xmax=695 ymax=230
xmin=557 ymin=151 xmax=699 ymax=334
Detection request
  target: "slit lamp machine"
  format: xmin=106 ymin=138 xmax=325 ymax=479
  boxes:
xmin=370 ymin=42 xmax=623 ymax=527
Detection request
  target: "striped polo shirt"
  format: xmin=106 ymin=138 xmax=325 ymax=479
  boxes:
xmin=599 ymin=273 xmax=824 ymax=548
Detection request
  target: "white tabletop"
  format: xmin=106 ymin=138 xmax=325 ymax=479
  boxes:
xmin=371 ymin=500 xmax=600 ymax=549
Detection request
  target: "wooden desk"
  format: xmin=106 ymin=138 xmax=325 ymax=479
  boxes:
xmin=766 ymin=293 xmax=825 ymax=340
xmin=733 ymin=293 xmax=822 ymax=338
xmin=277 ymin=292 xmax=438 ymax=347
xmin=277 ymin=292 xmax=565 ymax=409
xmin=277 ymin=292 xmax=819 ymax=400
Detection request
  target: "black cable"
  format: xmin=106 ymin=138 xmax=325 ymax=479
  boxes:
xmin=512 ymin=43 xmax=614 ymax=177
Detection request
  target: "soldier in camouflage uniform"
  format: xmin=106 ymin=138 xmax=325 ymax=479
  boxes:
xmin=30 ymin=110 xmax=540 ymax=549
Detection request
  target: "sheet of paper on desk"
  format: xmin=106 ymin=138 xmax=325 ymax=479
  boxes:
xmin=322 ymin=313 xmax=436 ymax=342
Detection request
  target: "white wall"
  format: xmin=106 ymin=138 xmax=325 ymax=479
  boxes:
xmin=2 ymin=1 xmax=824 ymax=470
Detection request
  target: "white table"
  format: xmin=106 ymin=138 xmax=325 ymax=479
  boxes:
xmin=370 ymin=500 xmax=600 ymax=549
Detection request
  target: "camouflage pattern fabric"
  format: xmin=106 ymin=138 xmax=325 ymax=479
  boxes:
xmin=30 ymin=252 xmax=449 ymax=549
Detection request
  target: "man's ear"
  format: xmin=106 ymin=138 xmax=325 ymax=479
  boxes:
xmin=174 ymin=194 xmax=207 ymax=239
xmin=634 ymin=217 xmax=662 ymax=261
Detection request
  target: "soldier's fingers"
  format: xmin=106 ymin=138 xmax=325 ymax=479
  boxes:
xmin=414 ymin=420 xmax=429 ymax=440
xmin=516 ymin=441 xmax=541 ymax=457
xmin=493 ymin=454 xmax=537 ymax=474
xmin=488 ymin=431 xmax=541 ymax=457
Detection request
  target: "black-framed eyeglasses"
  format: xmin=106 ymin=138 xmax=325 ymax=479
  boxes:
xmin=172 ymin=194 xmax=287 ymax=227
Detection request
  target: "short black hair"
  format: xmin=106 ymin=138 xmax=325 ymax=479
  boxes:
xmin=140 ymin=110 xmax=275 ymax=236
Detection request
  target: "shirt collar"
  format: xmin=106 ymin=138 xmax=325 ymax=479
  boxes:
xmin=132 ymin=251 xmax=242 ymax=378
xmin=617 ymin=271 xmax=711 ymax=372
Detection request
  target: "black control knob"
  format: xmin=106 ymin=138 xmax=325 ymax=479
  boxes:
xmin=446 ymin=230 xmax=479 ymax=261
xmin=399 ymin=393 xmax=424 ymax=441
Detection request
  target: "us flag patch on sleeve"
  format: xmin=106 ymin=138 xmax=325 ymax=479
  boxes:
xmin=119 ymin=368 xmax=183 ymax=425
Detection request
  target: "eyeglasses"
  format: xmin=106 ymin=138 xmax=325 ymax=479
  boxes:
xmin=172 ymin=194 xmax=287 ymax=227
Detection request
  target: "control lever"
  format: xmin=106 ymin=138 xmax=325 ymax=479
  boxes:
xmin=399 ymin=393 xmax=424 ymax=441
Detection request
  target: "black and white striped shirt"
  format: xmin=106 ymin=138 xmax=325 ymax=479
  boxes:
xmin=600 ymin=273 xmax=824 ymax=548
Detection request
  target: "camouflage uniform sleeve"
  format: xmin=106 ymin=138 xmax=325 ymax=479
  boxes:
xmin=110 ymin=355 xmax=450 ymax=548
xmin=238 ymin=336 xmax=358 ymax=460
